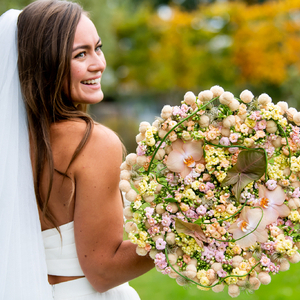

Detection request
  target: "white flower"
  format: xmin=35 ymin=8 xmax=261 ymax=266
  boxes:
xmin=228 ymin=99 xmax=240 ymax=111
xmin=258 ymin=93 xmax=272 ymax=106
xmin=199 ymin=115 xmax=210 ymax=127
xmin=219 ymin=91 xmax=234 ymax=105
xmin=276 ymin=101 xmax=288 ymax=114
xmin=184 ymin=91 xmax=196 ymax=105
xmin=210 ymin=85 xmax=224 ymax=98
xmin=286 ymin=107 xmax=297 ymax=121
xmin=293 ymin=112 xmax=300 ymax=126
xmin=161 ymin=105 xmax=173 ymax=119
xmin=125 ymin=153 xmax=137 ymax=166
xmin=198 ymin=90 xmax=213 ymax=103
xmin=139 ymin=121 xmax=151 ymax=133
xmin=240 ymin=89 xmax=254 ymax=103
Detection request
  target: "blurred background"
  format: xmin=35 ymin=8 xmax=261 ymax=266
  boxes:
xmin=2 ymin=0 xmax=300 ymax=153
xmin=2 ymin=0 xmax=300 ymax=298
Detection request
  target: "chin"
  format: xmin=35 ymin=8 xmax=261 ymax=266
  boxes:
xmin=73 ymin=92 xmax=104 ymax=105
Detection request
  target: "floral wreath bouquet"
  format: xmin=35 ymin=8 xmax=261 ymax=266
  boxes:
xmin=120 ymin=86 xmax=300 ymax=297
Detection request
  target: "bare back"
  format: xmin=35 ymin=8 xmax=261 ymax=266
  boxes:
xmin=38 ymin=120 xmax=87 ymax=230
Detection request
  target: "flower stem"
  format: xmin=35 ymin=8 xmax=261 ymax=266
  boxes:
xmin=146 ymin=97 xmax=219 ymax=176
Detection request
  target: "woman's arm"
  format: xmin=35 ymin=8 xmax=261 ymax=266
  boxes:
xmin=73 ymin=123 xmax=154 ymax=293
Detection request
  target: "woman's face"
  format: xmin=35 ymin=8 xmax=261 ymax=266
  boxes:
xmin=65 ymin=14 xmax=106 ymax=105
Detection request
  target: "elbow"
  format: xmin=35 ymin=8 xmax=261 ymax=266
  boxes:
xmin=86 ymin=274 xmax=118 ymax=293
xmin=81 ymin=262 xmax=118 ymax=293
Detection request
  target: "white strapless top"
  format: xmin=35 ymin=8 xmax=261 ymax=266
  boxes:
xmin=42 ymin=221 xmax=85 ymax=276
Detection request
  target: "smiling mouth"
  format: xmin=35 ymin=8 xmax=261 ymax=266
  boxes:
xmin=81 ymin=78 xmax=101 ymax=85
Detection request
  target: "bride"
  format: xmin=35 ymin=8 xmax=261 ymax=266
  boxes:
xmin=0 ymin=0 xmax=153 ymax=299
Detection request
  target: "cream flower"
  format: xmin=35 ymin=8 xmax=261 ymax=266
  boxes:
xmin=228 ymin=207 xmax=268 ymax=248
xmin=165 ymin=139 xmax=203 ymax=178
xmin=240 ymin=89 xmax=254 ymax=104
xmin=257 ymin=185 xmax=290 ymax=224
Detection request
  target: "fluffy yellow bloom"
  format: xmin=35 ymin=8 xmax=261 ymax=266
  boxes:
xmin=199 ymin=276 xmax=210 ymax=286
xmin=128 ymin=232 xmax=138 ymax=244
xmin=288 ymin=210 xmax=300 ymax=222
xmin=191 ymin=180 xmax=200 ymax=190
xmin=139 ymin=231 xmax=148 ymax=240
xmin=197 ymin=270 xmax=207 ymax=279
xmin=183 ymin=188 xmax=196 ymax=200
xmin=133 ymin=200 xmax=142 ymax=209
xmin=137 ymin=240 xmax=146 ymax=248
xmin=225 ymin=276 xmax=238 ymax=285
xmin=245 ymin=118 xmax=256 ymax=128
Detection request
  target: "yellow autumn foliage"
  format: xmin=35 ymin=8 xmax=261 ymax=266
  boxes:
xmin=114 ymin=0 xmax=300 ymax=92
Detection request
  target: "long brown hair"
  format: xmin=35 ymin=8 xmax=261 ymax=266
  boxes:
xmin=17 ymin=0 xmax=93 ymax=226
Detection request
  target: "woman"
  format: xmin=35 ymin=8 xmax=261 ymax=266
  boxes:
xmin=0 ymin=0 xmax=153 ymax=299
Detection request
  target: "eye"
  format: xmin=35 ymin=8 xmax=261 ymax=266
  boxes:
xmin=95 ymin=44 xmax=103 ymax=53
xmin=75 ymin=51 xmax=86 ymax=59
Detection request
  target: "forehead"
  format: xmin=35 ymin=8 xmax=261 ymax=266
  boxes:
xmin=73 ymin=14 xmax=99 ymax=46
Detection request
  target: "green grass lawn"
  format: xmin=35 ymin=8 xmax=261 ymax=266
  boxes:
xmin=130 ymin=262 xmax=300 ymax=300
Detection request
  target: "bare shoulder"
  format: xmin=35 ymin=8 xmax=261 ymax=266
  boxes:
xmin=84 ymin=122 xmax=123 ymax=158
xmin=72 ymin=122 xmax=123 ymax=176
xmin=50 ymin=119 xmax=123 ymax=173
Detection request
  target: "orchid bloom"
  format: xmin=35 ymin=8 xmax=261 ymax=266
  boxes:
xmin=165 ymin=139 xmax=203 ymax=178
xmin=228 ymin=206 xmax=268 ymax=248
xmin=257 ymin=185 xmax=290 ymax=224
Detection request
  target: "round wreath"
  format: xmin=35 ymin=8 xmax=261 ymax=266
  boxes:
xmin=120 ymin=86 xmax=300 ymax=297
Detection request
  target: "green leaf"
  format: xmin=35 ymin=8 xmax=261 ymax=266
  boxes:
xmin=175 ymin=218 xmax=207 ymax=248
xmin=164 ymin=197 xmax=177 ymax=203
xmin=221 ymin=149 xmax=266 ymax=201
xmin=193 ymin=218 xmax=203 ymax=225
xmin=140 ymin=203 xmax=151 ymax=210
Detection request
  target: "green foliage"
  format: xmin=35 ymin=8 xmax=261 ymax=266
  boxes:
xmin=221 ymin=149 xmax=267 ymax=200
xmin=130 ymin=263 xmax=300 ymax=300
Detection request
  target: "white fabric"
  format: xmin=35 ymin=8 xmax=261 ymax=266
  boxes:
xmin=52 ymin=278 xmax=140 ymax=300
xmin=42 ymin=221 xmax=85 ymax=276
xmin=0 ymin=9 xmax=52 ymax=300
xmin=45 ymin=222 xmax=140 ymax=300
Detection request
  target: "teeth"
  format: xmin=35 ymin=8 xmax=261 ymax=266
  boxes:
xmin=82 ymin=78 xmax=101 ymax=85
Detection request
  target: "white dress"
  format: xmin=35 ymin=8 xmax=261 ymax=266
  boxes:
xmin=42 ymin=222 xmax=140 ymax=300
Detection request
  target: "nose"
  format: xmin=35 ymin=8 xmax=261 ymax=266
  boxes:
xmin=88 ymin=52 xmax=106 ymax=73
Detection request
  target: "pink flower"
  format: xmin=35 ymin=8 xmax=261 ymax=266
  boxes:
xmin=196 ymin=205 xmax=207 ymax=215
xmin=257 ymin=120 xmax=267 ymax=130
xmin=292 ymin=187 xmax=300 ymax=198
xmin=165 ymin=139 xmax=203 ymax=178
xmin=265 ymin=180 xmax=277 ymax=191
xmin=260 ymin=254 xmax=271 ymax=267
xmin=156 ymin=238 xmax=167 ymax=250
xmin=217 ymin=269 xmax=227 ymax=278
xmin=155 ymin=253 xmax=165 ymax=262
xmin=228 ymin=206 xmax=268 ymax=248
xmin=183 ymin=254 xmax=191 ymax=264
xmin=161 ymin=216 xmax=171 ymax=227
xmin=157 ymin=261 xmax=167 ymax=269
xmin=220 ymin=137 xmax=230 ymax=146
xmin=257 ymin=185 xmax=290 ymax=224
xmin=229 ymin=133 xmax=239 ymax=143
xmin=161 ymin=267 xmax=171 ymax=274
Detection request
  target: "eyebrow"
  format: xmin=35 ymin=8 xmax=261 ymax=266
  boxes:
xmin=72 ymin=37 xmax=102 ymax=52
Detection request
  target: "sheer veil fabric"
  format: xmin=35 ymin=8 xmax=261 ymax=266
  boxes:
xmin=0 ymin=10 xmax=52 ymax=299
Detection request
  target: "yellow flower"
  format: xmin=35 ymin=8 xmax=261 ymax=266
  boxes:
xmin=197 ymin=270 xmax=207 ymax=279
xmin=191 ymin=180 xmax=200 ymax=190
xmin=137 ymin=240 xmax=146 ymax=247
xmin=225 ymin=276 xmax=238 ymax=285
xmin=288 ymin=211 xmax=300 ymax=222
xmin=199 ymin=276 xmax=210 ymax=286
xmin=139 ymin=231 xmax=148 ymax=240
xmin=245 ymin=118 xmax=256 ymax=128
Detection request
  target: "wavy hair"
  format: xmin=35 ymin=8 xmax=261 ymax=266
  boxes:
xmin=17 ymin=0 xmax=93 ymax=227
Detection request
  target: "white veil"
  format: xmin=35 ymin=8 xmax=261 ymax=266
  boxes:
xmin=0 ymin=9 xmax=52 ymax=300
